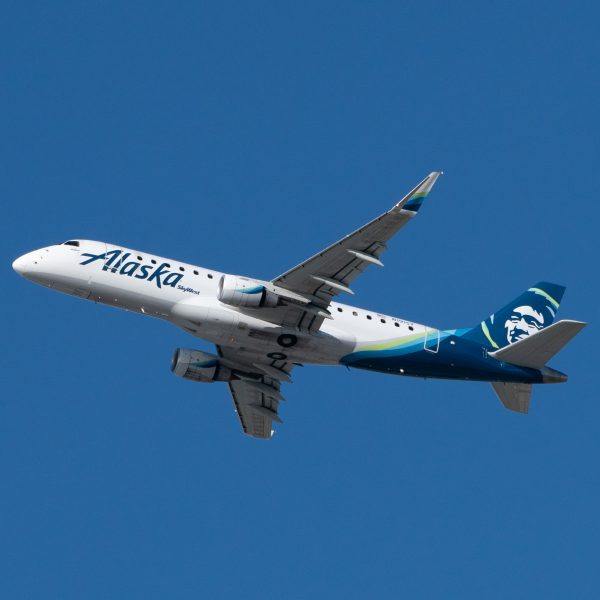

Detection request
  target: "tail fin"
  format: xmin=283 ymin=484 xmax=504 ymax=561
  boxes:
xmin=462 ymin=282 xmax=566 ymax=350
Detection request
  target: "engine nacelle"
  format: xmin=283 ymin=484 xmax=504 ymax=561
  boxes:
xmin=217 ymin=275 xmax=278 ymax=309
xmin=171 ymin=349 xmax=233 ymax=383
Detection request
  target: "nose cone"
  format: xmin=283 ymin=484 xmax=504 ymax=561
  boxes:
xmin=12 ymin=247 xmax=60 ymax=287
xmin=12 ymin=250 xmax=45 ymax=281
xmin=12 ymin=254 xmax=28 ymax=276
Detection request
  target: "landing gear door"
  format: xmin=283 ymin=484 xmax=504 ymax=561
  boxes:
xmin=424 ymin=328 xmax=440 ymax=353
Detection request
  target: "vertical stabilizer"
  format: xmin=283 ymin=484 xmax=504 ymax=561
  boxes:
xmin=462 ymin=282 xmax=566 ymax=350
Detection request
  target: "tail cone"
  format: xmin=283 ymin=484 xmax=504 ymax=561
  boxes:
xmin=541 ymin=366 xmax=568 ymax=384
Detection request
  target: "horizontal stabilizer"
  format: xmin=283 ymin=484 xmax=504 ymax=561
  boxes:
xmin=489 ymin=320 xmax=586 ymax=369
xmin=491 ymin=382 xmax=532 ymax=413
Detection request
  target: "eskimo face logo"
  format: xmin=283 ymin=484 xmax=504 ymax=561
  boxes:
xmin=479 ymin=286 xmax=560 ymax=350
xmin=504 ymin=305 xmax=544 ymax=344
xmin=80 ymin=250 xmax=184 ymax=289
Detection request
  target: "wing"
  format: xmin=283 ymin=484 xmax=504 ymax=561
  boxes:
xmin=217 ymin=345 xmax=295 ymax=439
xmin=271 ymin=171 xmax=442 ymax=331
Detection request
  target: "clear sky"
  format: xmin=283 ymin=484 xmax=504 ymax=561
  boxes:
xmin=2 ymin=1 xmax=599 ymax=598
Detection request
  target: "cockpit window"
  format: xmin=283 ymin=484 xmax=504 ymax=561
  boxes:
xmin=63 ymin=240 xmax=80 ymax=247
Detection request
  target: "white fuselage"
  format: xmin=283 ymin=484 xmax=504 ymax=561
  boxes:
xmin=12 ymin=240 xmax=436 ymax=366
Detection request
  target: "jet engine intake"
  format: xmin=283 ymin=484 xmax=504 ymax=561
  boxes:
xmin=218 ymin=275 xmax=278 ymax=309
xmin=171 ymin=348 xmax=233 ymax=382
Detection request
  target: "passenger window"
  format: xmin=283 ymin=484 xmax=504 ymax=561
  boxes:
xmin=366 ymin=315 xmax=372 ymax=320
xmin=137 ymin=256 xmax=143 ymax=261
xmin=208 ymin=274 xmax=213 ymax=279
xmin=179 ymin=266 xmax=185 ymax=272
xmin=151 ymin=259 xmax=157 ymax=264
xmin=409 ymin=325 xmax=414 ymax=331
xmin=337 ymin=307 xmax=343 ymax=312
xmin=394 ymin=322 xmax=400 ymax=327
xmin=353 ymin=311 xmax=358 ymax=316
xmin=380 ymin=319 xmax=386 ymax=324
xmin=193 ymin=270 xmax=199 ymax=275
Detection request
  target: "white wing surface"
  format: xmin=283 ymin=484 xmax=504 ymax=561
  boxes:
xmin=271 ymin=172 xmax=442 ymax=331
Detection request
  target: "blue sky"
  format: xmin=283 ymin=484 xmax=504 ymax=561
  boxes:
xmin=2 ymin=1 xmax=599 ymax=598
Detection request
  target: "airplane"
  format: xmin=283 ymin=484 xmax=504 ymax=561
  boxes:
xmin=12 ymin=172 xmax=586 ymax=438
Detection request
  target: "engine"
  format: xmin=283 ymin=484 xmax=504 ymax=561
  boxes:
xmin=171 ymin=349 xmax=233 ymax=383
xmin=217 ymin=275 xmax=278 ymax=309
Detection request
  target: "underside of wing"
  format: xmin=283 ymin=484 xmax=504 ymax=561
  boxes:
xmin=270 ymin=172 xmax=442 ymax=331
xmin=228 ymin=379 xmax=281 ymax=439
xmin=217 ymin=345 xmax=295 ymax=439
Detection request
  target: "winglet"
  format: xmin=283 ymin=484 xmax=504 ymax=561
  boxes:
xmin=398 ymin=171 xmax=443 ymax=213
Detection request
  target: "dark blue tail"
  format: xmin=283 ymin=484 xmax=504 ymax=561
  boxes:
xmin=461 ymin=282 xmax=566 ymax=350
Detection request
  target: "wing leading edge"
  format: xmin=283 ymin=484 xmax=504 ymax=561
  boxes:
xmin=271 ymin=172 xmax=442 ymax=331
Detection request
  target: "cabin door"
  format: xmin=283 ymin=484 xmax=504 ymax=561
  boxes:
xmin=424 ymin=328 xmax=440 ymax=353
